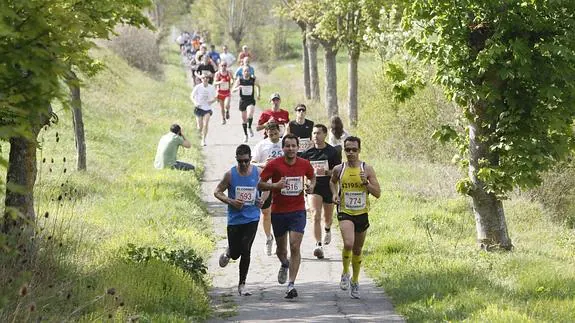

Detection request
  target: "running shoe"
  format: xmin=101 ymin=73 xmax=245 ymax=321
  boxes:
xmin=243 ymin=135 xmax=248 ymax=143
xmin=265 ymin=235 xmax=274 ymax=256
xmin=323 ymin=229 xmax=332 ymax=245
xmin=201 ymin=138 xmax=206 ymax=146
xmin=278 ymin=263 xmax=289 ymax=284
xmin=238 ymin=283 xmax=252 ymax=296
xmin=222 ymin=119 xmax=226 ymax=125
xmin=340 ymin=273 xmax=350 ymax=290
xmin=219 ymin=249 xmax=230 ymax=268
xmin=350 ymin=281 xmax=360 ymax=299
xmin=248 ymin=127 xmax=254 ymax=137
xmin=225 ymin=110 xmax=230 ymax=119
xmin=285 ymin=286 xmax=298 ymax=299
xmin=313 ymin=245 xmax=324 ymax=259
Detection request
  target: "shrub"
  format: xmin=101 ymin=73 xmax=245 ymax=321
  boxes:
xmin=106 ymin=25 xmax=163 ymax=77
xmin=529 ymin=161 xmax=575 ymax=228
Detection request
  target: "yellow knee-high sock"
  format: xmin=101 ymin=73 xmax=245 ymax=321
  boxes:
xmin=351 ymin=254 xmax=362 ymax=283
xmin=342 ymin=249 xmax=352 ymax=274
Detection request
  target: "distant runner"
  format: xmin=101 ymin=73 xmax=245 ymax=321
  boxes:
xmin=285 ymin=103 xmax=314 ymax=153
xmin=256 ymin=93 xmax=289 ymax=137
xmin=330 ymin=136 xmax=381 ymax=299
xmin=214 ymin=61 xmax=233 ymax=125
xmin=231 ymin=67 xmax=260 ymax=143
xmin=190 ymin=74 xmax=217 ymax=146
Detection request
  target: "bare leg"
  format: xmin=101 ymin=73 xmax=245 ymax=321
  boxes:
xmin=288 ymin=231 xmax=304 ymax=282
xmin=202 ymin=113 xmax=211 ymax=140
xmin=323 ymin=202 xmax=334 ymax=230
xmin=309 ymin=194 xmax=324 ymax=243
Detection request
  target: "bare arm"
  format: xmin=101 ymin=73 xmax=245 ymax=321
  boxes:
xmin=231 ymin=78 xmax=240 ymax=92
xmin=330 ymin=165 xmax=342 ymax=204
xmin=365 ymin=165 xmax=381 ymax=198
xmin=255 ymin=80 xmax=261 ymax=100
xmin=181 ymin=135 xmax=191 ymax=148
xmin=213 ymin=171 xmax=231 ymax=204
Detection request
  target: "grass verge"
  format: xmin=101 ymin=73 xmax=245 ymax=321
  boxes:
xmin=1 ymin=45 xmax=213 ymax=321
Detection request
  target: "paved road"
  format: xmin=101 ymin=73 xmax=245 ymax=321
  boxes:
xmin=191 ymin=70 xmax=404 ymax=323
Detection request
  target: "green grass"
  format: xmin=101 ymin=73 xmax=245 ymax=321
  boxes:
xmin=260 ymin=47 xmax=575 ymax=322
xmin=1 ymin=45 xmax=213 ymax=321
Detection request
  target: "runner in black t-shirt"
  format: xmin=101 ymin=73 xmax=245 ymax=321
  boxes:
xmin=285 ymin=103 xmax=314 ymax=153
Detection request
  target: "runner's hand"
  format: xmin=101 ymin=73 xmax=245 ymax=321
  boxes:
xmin=333 ymin=194 xmax=340 ymax=205
xmin=360 ymin=171 xmax=368 ymax=185
xmin=272 ymin=177 xmax=286 ymax=190
xmin=305 ymin=183 xmax=314 ymax=194
xmin=255 ymin=197 xmax=264 ymax=208
xmin=229 ymin=198 xmax=244 ymax=210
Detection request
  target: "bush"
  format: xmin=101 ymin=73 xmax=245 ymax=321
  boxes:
xmin=529 ymin=161 xmax=575 ymax=228
xmin=106 ymin=25 xmax=163 ymax=77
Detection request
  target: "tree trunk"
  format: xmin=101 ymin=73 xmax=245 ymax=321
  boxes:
xmin=66 ymin=71 xmax=87 ymax=171
xmin=323 ymin=41 xmax=338 ymax=118
xmin=299 ymin=23 xmax=311 ymax=100
xmin=306 ymin=27 xmax=320 ymax=102
xmin=347 ymin=50 xmax=360 ymax=127
xmin=468 ymin=101 xmax=513 ymax=251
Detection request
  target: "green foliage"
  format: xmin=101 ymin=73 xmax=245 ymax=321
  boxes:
xmin=404 ymin=0 xmax=575 ymax=196
xmin=124 ymin=243 xmax=207 ymax=281
xmin=106 ymin=25 xmax=164 ymax=77
xmin=384 ymin=62 xmax=425 ymax=103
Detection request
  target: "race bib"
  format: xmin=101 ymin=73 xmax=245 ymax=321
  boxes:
xmin=235 ymin=186 xmax=256 ymax=205
xmin=344 ymin=191 xmax=366 ymax=210
xmin=281 ymin=176 xmax=304 ymax=196
xmin=240 ymin=85 xmax=253 ymax=96
xmin=310 ymin=160 xmax=329 ymax=177
xmin=219 ymin=81 xmax=229 ymax=90
xmin=267 ymin=148 xmax=283 ymax=159
xmin=298 ymin=138 xmax=312 ymax=152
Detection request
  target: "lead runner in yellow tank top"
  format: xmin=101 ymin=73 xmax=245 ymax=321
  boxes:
xmin=329 ymin=136 xmax=381 ymax=299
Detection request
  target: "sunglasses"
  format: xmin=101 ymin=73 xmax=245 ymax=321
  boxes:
xmin=236 ymin=158 xmax=251 ymax=164
xmin=344 ymin=148 xmax=359 ymax=152
xmin=296 ymin=109 xmax=306 ymax=112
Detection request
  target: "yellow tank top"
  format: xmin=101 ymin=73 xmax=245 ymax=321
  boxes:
xmin=338 ymin=162 xmax=369 ymax=215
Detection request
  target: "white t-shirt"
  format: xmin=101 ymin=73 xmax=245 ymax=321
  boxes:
xmin=190 ymin=84 xmax=217 ymax=111
xmin=220 ymin=52 xmax=235 ymax=67
xmin=328 ymin=129 xmax=350 ymax=147
xmin=252 ymin=138 xmax=283 ymax=164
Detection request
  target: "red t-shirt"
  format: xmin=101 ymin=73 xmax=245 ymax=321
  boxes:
xmin=260 ymin=157 xmax=314 ymax=214
xmin=258 ymin=109 xmax=290 ymax=126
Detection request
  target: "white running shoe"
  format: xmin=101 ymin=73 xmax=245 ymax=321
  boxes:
xmin=265 ymin=235 xmax=274 ymax=256
xmin=219 ymin=249 xmax=230 ymax=268
xmin=201 ymin=138 xmax=206 ymax=146
xmin=350 ymin=281 xmax=360 ymax=299
xmin=278 ymin=263 xmax=288 ymax=284
xmin=248 ymin=127 xmax=254 ymax=137
xmin=313 ymin=245 xmax=324 ymax=259
xmin=323 ymin=230 xmax=332 ymax=245
xmin=340 ymin=273 xmax=350 ymax=290
xmin=243 ymin=135 xmax=248 ymax=143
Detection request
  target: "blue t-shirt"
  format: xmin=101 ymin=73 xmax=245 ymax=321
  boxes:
xmin=235 ymin=66 xmax=255 ymax=78
xmin=208 ymin=51 xmax=220 ymax=63
xmin=227 ymin=165 xmax=261 ymax=225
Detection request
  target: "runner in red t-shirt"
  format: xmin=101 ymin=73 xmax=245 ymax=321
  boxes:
xmin=256 ymin=93 xmax=290 ymax=137
xmin=258 ymin=134 xmax=315 ymax=299
xmin=214 ymin=62 xmax=233 ymax=125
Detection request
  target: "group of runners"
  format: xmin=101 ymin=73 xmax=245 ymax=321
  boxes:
xmin=177 ymin=34 xmax=381 ymax=301
xmin=213 ymin=97 xmax=381 ymax=300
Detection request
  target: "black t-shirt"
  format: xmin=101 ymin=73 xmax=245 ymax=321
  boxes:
xmin=239 ymin=77 xmax=256 ymax=101
xmin=300 ymin=144 xmax=342 ymax=186
xmin=289 ymin=119 xmax=314 ymax=139
xmin=197 ymin=64 xmax=216 ymax=83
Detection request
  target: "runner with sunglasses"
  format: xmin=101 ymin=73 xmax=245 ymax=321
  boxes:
xmin=214 ymin=61 xmax=233 ymax=124
xmin=285 ymin=104 xmax=314 ymax=153
xmin=329 ymin=136 xmax=381 ymax=299
xmin=214 ymin=144 xmax=263 ymax=296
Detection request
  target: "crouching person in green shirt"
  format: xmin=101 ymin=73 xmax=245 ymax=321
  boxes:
xmin=154 ymin=124 xmax=195 ymax=171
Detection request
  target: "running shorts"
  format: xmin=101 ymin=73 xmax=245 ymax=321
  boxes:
xmin=337 ymin=212 xmax=370 ymax=233
xmin=239 ymin=99 xmax=256 ymax=112
xmin=271 ymin=210 xmax=306 ymax=237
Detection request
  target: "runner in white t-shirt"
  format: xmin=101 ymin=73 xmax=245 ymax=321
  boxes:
xmin=251 ymin=122 xmax=283 ymax=256
xmin=190 ymin=74 xmax=217 ymax=146
xmin=220 ymin=45 xmax=236 ymax=69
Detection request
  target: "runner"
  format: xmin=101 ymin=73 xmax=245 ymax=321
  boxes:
xmin=329 ymin=136 xmax=381 ymax=299
xmin=214 ymin=61 xmax=233 ymax=125
xmin=231 ymin=67 xmax=260 ymax=143
xmin=235 ymin=56 xmax=255 ymax=78
xmin=256 ymin=93 xmax=289 ymax=137
xmin=190 ymin=74 xmax=217 ymax=146
xmin=208 ymin=44 xmax=221 ymax=65
xmin=285 ymin=103 xmax=314 ymax=153
xmin=300 ymin=124 xmax=341 ymax=259
xmin=220 ymin=45 xmax=236 ymax=68
xmin=238 ymin=45 xmax=252 ymax=63
xmin=195 ymin=54 xmax=216 ymax=84
xmin=328 ymin=115 xmax=350 ymax=153
xmin=258 ymin=134 xmax=316 ymax=299
xmin=213 ymin=144 xmax=262 ymax=296
xmin=251 ymin=122 xmax=283 ymax=256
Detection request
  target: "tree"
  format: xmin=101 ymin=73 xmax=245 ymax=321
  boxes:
xmin=404 ymin=0 xmax=575 ymax=250
xmin=191 ymin=0 xmax=267 ymax=51
xmin=0 ymin=0 xmax=151 ymax=248
xmin=64 ymin=71 xmax=87 ymax=171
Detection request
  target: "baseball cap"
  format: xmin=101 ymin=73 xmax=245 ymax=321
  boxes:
xmin=270 ymin=93 xmax=281 ymax=101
